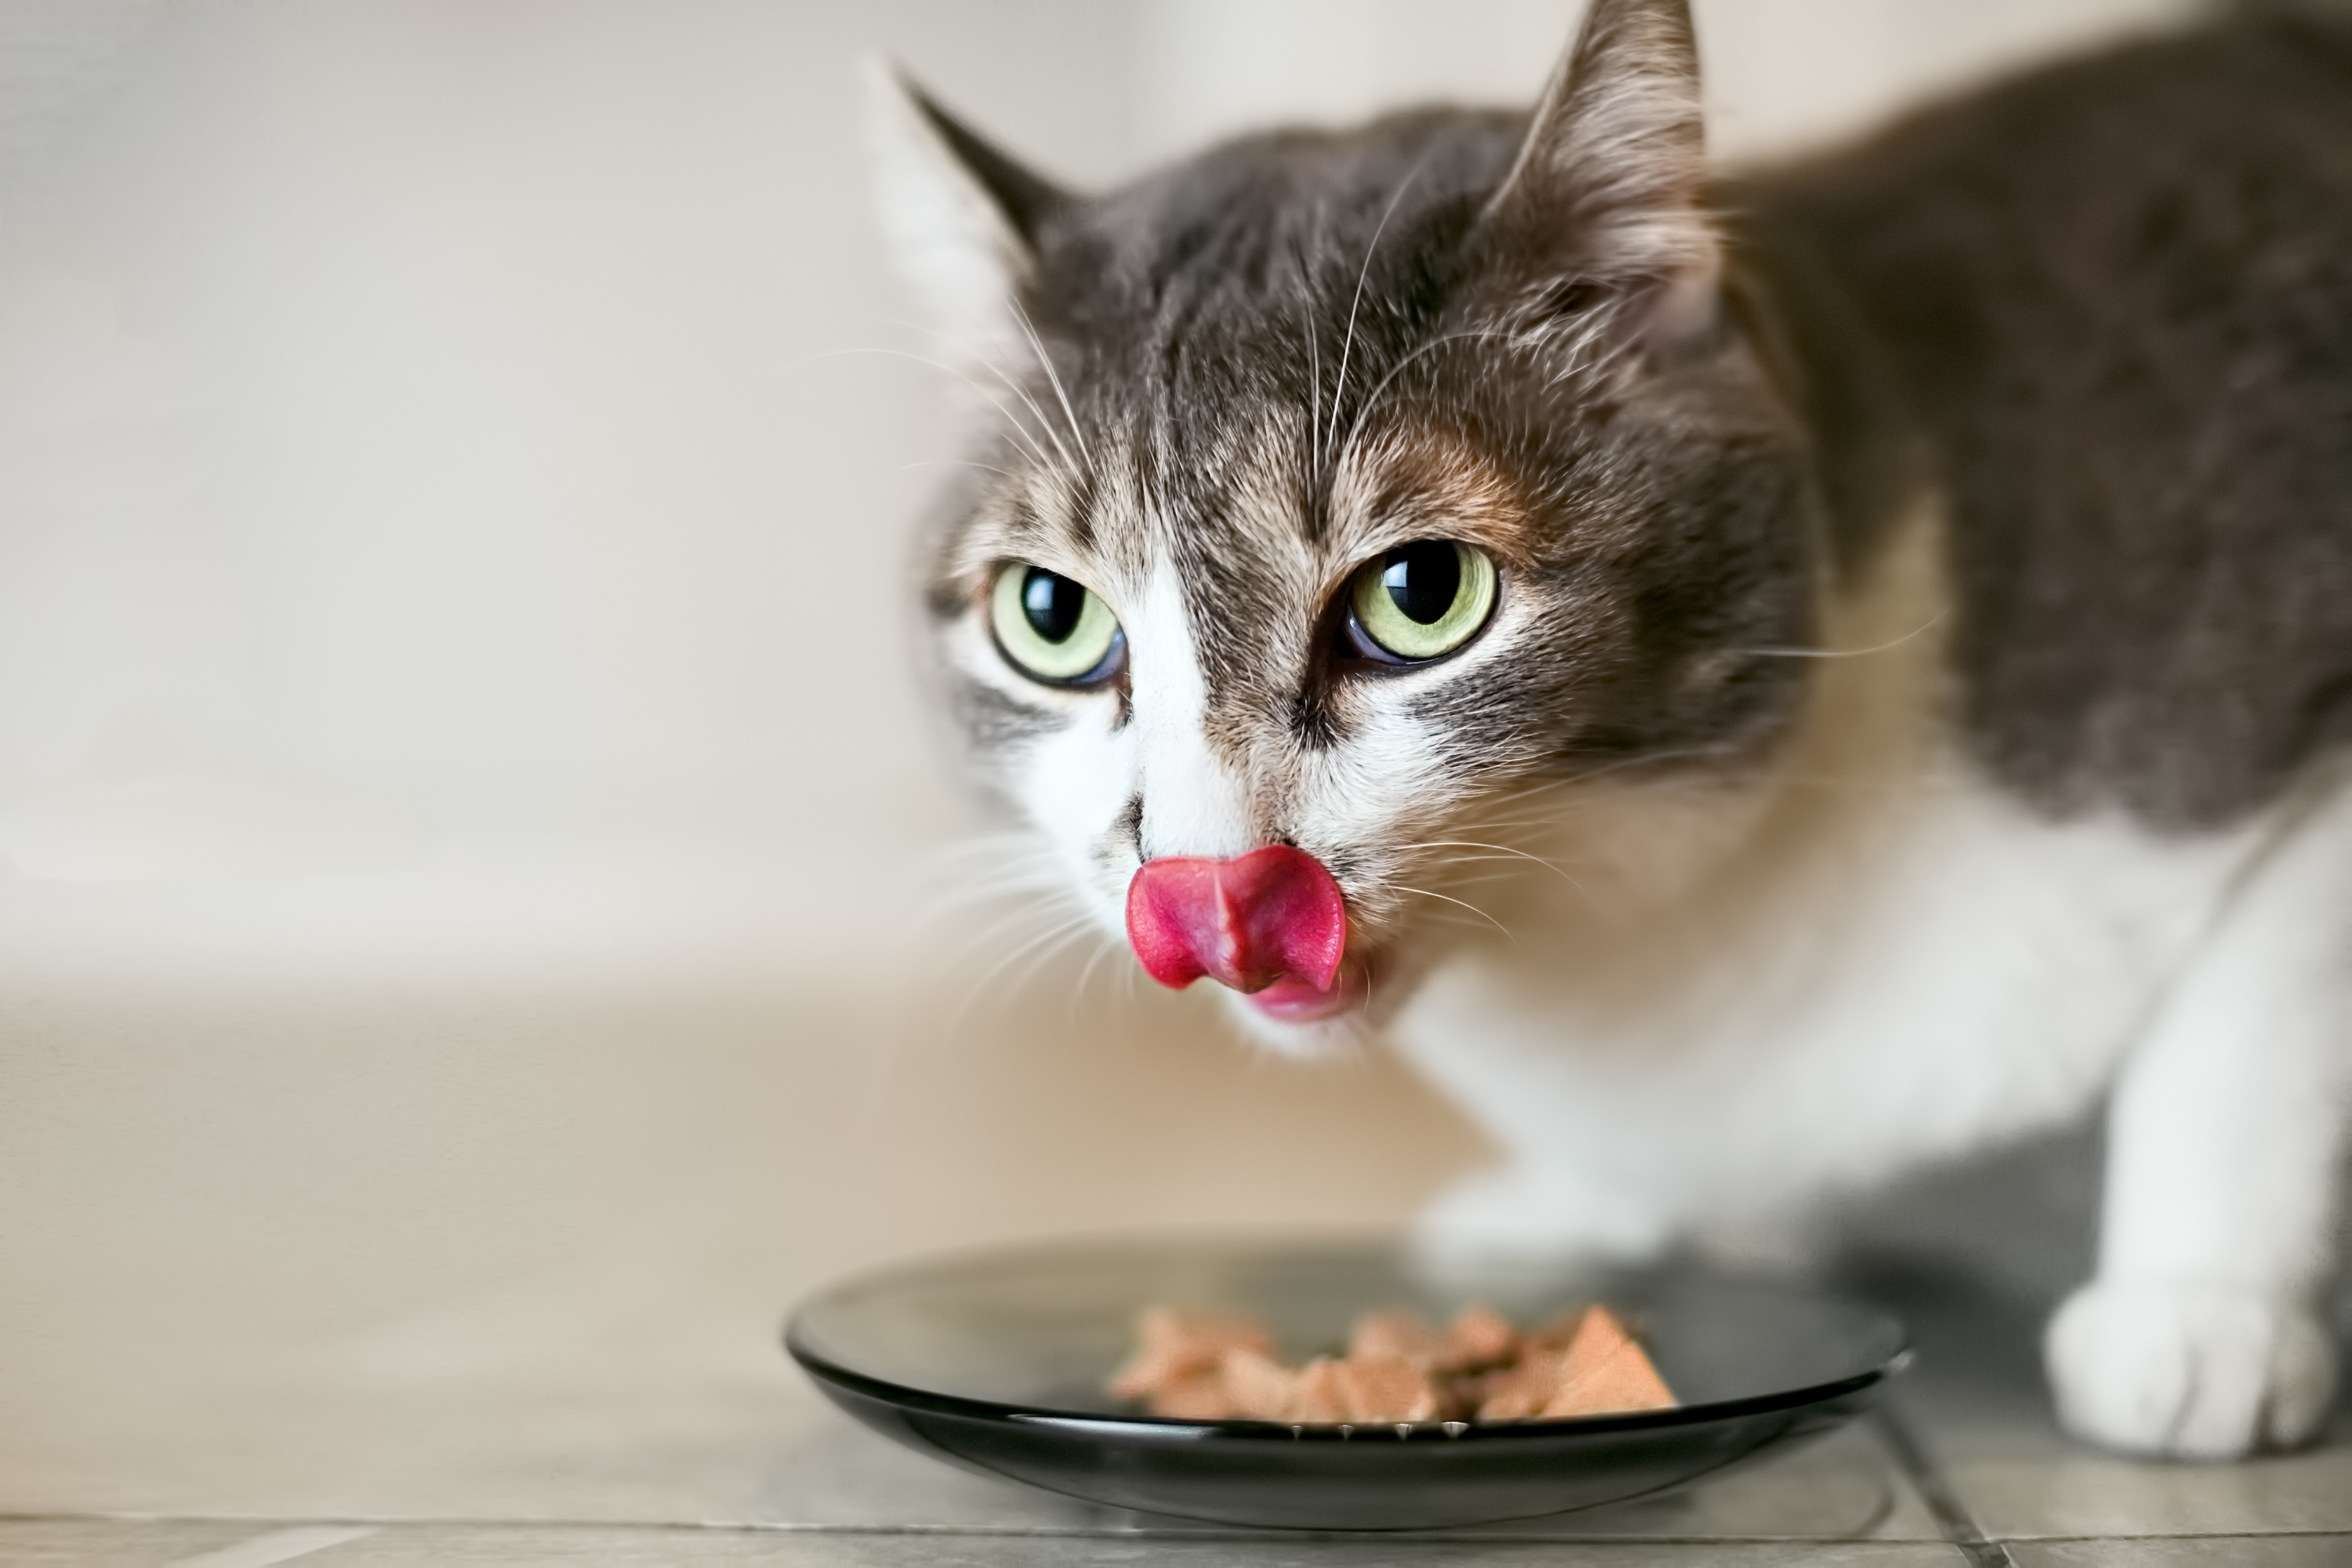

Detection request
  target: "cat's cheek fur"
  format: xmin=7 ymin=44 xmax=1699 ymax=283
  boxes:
xmin=1019 ymin=713 xmax=1140 ymax=917
xmin=935 ymin=610 xmax=1134 ymax=927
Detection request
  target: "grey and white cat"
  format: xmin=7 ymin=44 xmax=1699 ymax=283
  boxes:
xmin=871 ymin=0 xmax=2352 ymax=1457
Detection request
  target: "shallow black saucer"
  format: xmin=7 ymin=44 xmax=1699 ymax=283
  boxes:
xmin=786 ymin=1232 xmax=1907 ymax=1531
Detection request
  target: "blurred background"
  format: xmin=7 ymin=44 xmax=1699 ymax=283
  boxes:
xmin=0 ymin=0 xmax=2193 ymax=1517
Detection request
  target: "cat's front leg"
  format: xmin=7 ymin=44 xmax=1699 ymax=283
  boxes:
xmin=2046 ymin=795 xmax=2352 ymax=1458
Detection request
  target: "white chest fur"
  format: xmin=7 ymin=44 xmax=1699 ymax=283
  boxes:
xmin=1391 ymin=769 xmax=2252 ymax=1247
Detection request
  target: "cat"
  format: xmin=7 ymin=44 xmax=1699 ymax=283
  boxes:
xmin=868 ymin=0 xmax=2352 ymax=1459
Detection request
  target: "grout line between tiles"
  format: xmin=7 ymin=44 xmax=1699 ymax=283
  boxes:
xmin=1871 ymin=1405 xmax=2017 ymax=1568
xmin=0 ymin=1507 xmax=1998 ymax=1548
xmin=15 ymin=1507 xmax=2352 ymax=1549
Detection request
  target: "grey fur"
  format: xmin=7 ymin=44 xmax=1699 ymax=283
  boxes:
xmin=1759 ymin=16 xmax=2352 ymax=829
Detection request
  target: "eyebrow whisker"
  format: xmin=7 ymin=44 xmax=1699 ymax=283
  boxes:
xmin=1010 ymin=294 xmax=1093 ymax=474
xmin=1326 ymin=153 xmax=1432 ymax=460
xmin=808 ymin=345 xmax=1054 ymax=470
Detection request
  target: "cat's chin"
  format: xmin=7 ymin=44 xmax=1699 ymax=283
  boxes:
xmin=1213 ymin=954 xmax=1384 ymax=1059
xmin=1220 ymin=994 xmax=1360 ymax=1060
xmin=1246 ymin=985 xmax=1355 ymax=1024
xmin=1244 ymin=956 xmax=1375 ymax=1024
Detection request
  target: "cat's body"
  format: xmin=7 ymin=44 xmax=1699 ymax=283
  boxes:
xmin=873 ymin=3 xmax=2352 ymax=1457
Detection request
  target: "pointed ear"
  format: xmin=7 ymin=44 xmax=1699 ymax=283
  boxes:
xmin=862 ymin=60 xmax=1073 ymax=360
xmin=1478 ymin=0 xmax=1717 ymax=340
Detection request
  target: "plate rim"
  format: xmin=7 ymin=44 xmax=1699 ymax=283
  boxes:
xmin=782 ymin=1231 xmax=1911 ymax=1445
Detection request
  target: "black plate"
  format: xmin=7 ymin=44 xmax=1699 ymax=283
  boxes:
xmin=786 ymin=1233 xmax=1907 ymax=1530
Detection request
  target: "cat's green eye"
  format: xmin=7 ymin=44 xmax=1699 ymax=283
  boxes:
xmin=989 ymin=562 xmax=1124 ymax=685
xmin=1347 ymin=540 xmax=1499 ymax=663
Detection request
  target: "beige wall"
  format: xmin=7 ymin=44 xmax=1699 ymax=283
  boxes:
xmin=0 ymin=0 xmax=1136 ymax=987
xmin=1132 ymin=0 xmax=2198 ymax=165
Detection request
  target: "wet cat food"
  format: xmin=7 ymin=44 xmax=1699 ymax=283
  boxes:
xmin=1109 ymin=1303 xmax=1675 ymax=1424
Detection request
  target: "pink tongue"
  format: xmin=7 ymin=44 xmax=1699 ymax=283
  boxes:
xmin=1125 ymin=845 xmax=1348 ymax=996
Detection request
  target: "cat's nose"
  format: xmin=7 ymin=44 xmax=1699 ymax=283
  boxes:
xmin=1125 ymin=845 xmax=1348 ymax=996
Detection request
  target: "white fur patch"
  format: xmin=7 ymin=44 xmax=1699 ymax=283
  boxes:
xmin=1126 ymin=560 xmax=1254 ymax=860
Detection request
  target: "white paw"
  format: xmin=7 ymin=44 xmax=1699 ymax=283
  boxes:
xmin=2045 ymin=1280 xmax=2339 ymax=1458
xmin=1412 ymin=1163 xmax=1672 ymax=1280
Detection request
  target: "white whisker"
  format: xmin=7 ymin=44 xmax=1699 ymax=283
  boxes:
xmin=1301 ymin=278 xmax=1323 ymax=485
xmin=1732 ymin=612 xmax=1949 ymax=659
xmin=1392 ymin=883 xmax=1516 ymax=941
xmin=1326 ymin=154 xmax=1432 ymax=459
xmin=808 ymin=346 xmax=1053 ymax=470
xmin=1340 ymin=328 xmax=1522 ymax=458
xmin=902 ymin=458 xmax=1022 ymax=483
xmin=872 ymin=314 xmax=1079 ymax=479
xmin=1399 ymin=839 xmax=1573 ymax=879
xmin=1009 ymin=294 xmax=1092 ymax=472
xmin=1002 ymin=919 xmax=1101 ymax=1004
xmin=1069 ymin=927 xmax=1127 ymax=1022
xmin=951 ymin=908 xmax=1099 ymax=1027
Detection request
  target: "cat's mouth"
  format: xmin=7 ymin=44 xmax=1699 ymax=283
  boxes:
xmin=1243 ymin=954 xmax=1376 ymax=1023
xmin=1124 ymin=845 xmax=1368 ymax=1023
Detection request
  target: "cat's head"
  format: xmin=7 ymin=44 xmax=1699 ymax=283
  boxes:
xmin=874 ymin=0 xmax=1820 ymax=1051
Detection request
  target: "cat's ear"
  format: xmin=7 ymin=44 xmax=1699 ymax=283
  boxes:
xmin=863 ymin=60 xmax=1073 ymax=361
xmin=1477 ymin=0 xmax=1717 ymax=343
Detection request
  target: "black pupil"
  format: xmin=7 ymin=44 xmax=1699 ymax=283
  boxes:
xmin=1381 ymin=542 xmax=1462 ymax=625
xmin=1021 ymin=568 xmax=1087 ymax=643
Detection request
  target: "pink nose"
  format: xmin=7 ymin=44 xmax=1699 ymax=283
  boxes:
xmin=1124 ymin=845 xmax=1348 ymax=996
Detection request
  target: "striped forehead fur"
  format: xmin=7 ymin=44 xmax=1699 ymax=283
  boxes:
xmin=918 ymin=113 xmax=1817 ymax=762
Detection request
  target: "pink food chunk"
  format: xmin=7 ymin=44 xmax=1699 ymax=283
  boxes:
xmin=1333 ymin=1352 xmax=1444 ymax=1422
xmin=1217 ymin=1345 xmax=1301 ymax=1421
xmin=1109 ymin=1300 xmax=1675 ymax=1425
xmin=1288 ymin=1357 xmax=1352 ymax=1423
xmin=1526 ymin=1308 xmax=1595 ymax=1352
xmin=1475 ymin=1345 xmax=1570 ymax=1421
xmin=1147 ymin=1367 xmax=1240 ymax=1420
xmin=1348 ymin=1308 xmax=1446 ymax=1367
xmin=1440 ymin=1305 xmax=1519 ymax=1370
xmin=1108 ymin=1307 xmax=1273 ymax=1402
xmin=1540 ymin=1305 xmax=1677 ymax=1418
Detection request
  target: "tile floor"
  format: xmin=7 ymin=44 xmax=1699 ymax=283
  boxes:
xmin=1 ymin=982 xmax=2347 ymax=1566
